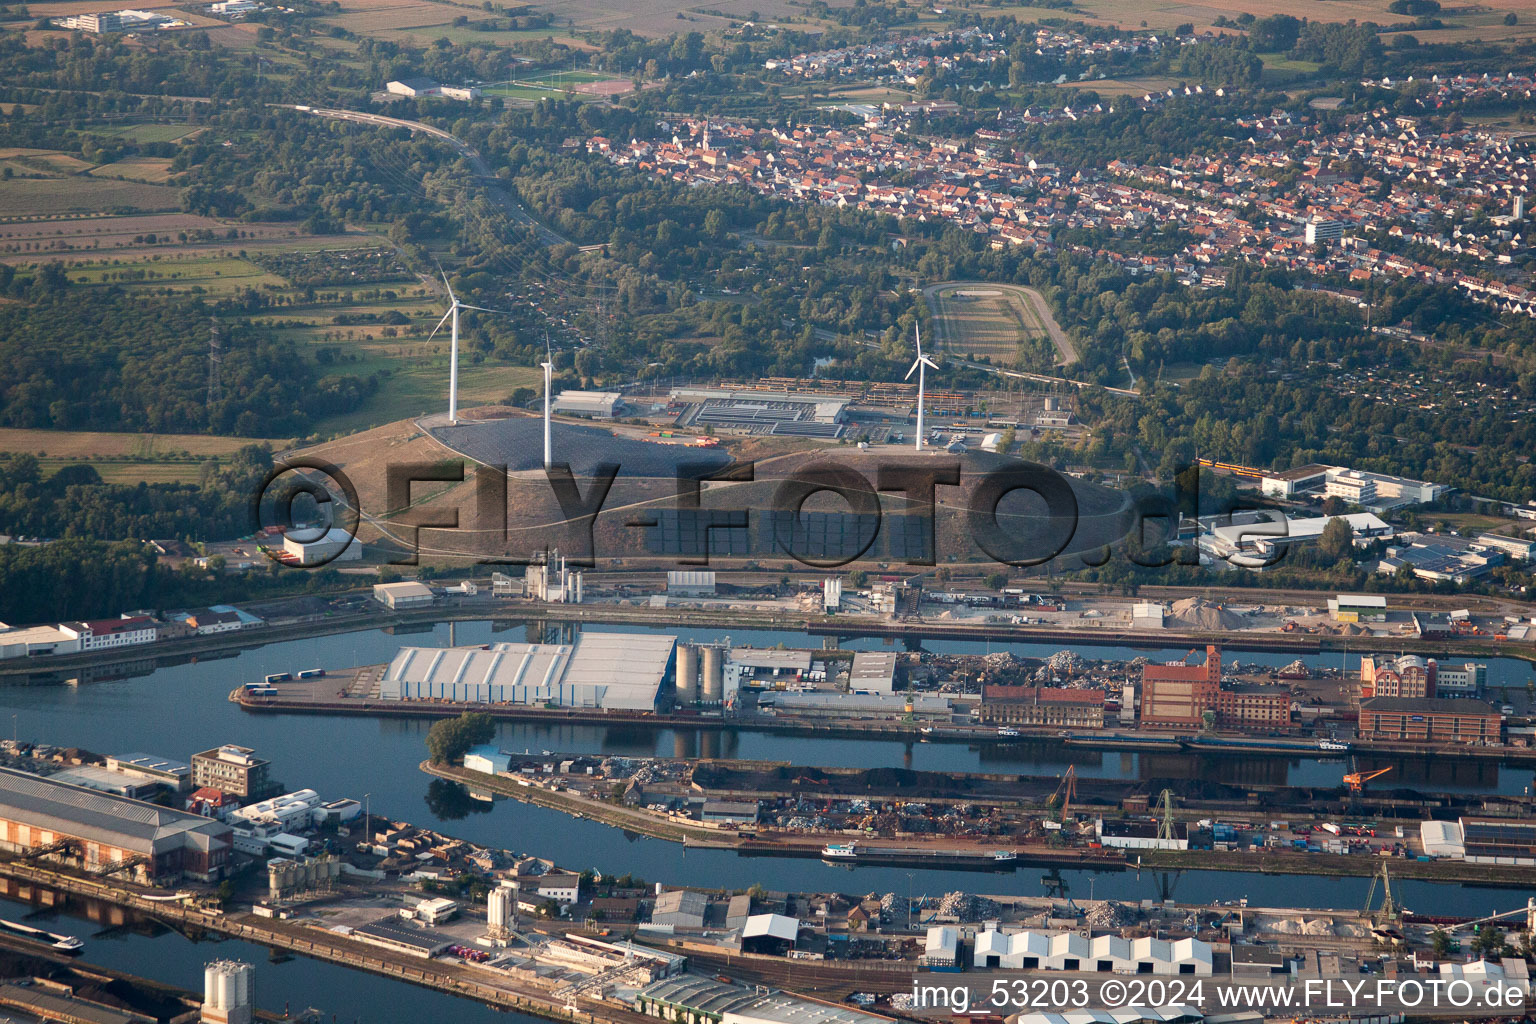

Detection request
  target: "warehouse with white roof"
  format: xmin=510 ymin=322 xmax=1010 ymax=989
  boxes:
xmin=377 ymin=632 xmax=677 ymax=711
xmin=973 ymin=929 xmax=1212 ymax=975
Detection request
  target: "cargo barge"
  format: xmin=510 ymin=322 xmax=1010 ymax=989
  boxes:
xmin=820 ymin=842 xmax=1019 ymax=870
xmin=0 ymin=918 xmax=83 ymax=953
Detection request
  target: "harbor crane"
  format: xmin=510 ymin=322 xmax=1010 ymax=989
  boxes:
xmin=1156 ymin=789 xmax=1176 ymax=842
xmin=1344 ymin=764 xmax=1392 ymax=794
xmin=1048 ymin=766 xmax=1077 ymax=823
xmin=1445 ymin=897 xmax=1536 ymax=934
xmin=1362 ymin=861 xmax=1398 ymax=922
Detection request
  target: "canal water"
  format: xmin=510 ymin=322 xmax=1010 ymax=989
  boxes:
xmin=0 ymin=620 xmax=1530 ymax=923
xmin=0 ymin=888 xmax=537 ymax=1024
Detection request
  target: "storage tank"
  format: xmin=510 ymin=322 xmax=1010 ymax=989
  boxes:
xmin=203 ymin=960 xmax=254 ymax=1024
xmin=488 ymin=885 xmax=514 ymax=933
xmin=676 ymin=643 xmax=699 ymax=703
xmin=701 ymin=645 xmax=724 ymax=703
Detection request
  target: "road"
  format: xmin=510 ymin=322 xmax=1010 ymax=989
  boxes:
xmin=281 ymin=104 xmax=573 ymax=249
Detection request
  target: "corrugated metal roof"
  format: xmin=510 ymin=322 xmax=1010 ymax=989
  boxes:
xmin=0 ymin=767 xmax=228 ymax=854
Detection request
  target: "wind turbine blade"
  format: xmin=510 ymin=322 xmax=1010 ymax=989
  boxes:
xmin=905 ymin=359 xmax=921 ymax=381
xmin=920 ymin=355 xmax=939 ymax=370
xmin=545 ymin=330 xmax=553 ymax=361
xmin=441 ymin=269 xmax=456 ymax=305
xmin=427 ymin=310 xmax=453 ymax=341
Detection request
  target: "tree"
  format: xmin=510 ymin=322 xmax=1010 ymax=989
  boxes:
xmin=845 ymin=568 xmax=867 ymax=588
xmin=985 ymin=572 xmax=1008 ymax=591
xmin=1317 ymin=517 xmax=1355 ymax=564
xmin=425 ymin=712 xmax=495 ymax=763
xmin=1431 ymin=928 xmax=1455 ymax=959
xmin=1470 ymin=924 xmax=1508 ymax=958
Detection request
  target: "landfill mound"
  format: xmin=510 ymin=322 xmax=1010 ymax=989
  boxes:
xmin=1166 ymin=598 xmax=1248 ymax=631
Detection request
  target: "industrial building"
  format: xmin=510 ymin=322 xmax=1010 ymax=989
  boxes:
xmin=757 ymin=692 xmax=953 ymax=721
xmin=58 ymin=616 xmax=157 ymax=651
xmin=978 ymin=687 xmax=1105 ymax=728
xmin=353 ymin=917 xmax=455 ymax=958
xmin=202 ymin=960 xmax=254 ymax=1024
xmin=191 ymin=745 xmax=275 ymax=800
xmin=552 ymin=390 xmax=623 ymax=419
xmin=378 ymin=632 xmax=678 ymax=711
xmin=105 ymin=752 xmax=191 ymax=792
xmin=973 ymin=929 xmax=1212 ymax=975
xmin=671 ymin=388 xmax=848 ymax=439
xmin=634 ymin=975 xmax=890 ymax=1024
xmin=1257 ymin=464 xmax=1447 ymax=509
xmin=1419 ymin=819 xmax=1536 ymax=866
xmin=740 ymin=914 xmax=799 ymax=955
xmin=1358 ymin=697 xmax=1501 ymax=743
xmin=1095 ymin=818 xmax=1189 ymax=851
xmin=1140 ymin=647 xmax=1221 ymax=730
xmin=1200 ymin=513 xmax=1392 ymax=565
xmin=0 ymin=767 xmax=232 ymax=882
xmin=0 ymin=625 xmax=80 ymax=659
xmin=1327 ymin=594 xmax=1386 ymax=622
xmin=373 ymin=581 xmax=434 ymax=610
xmin=1377 ymin=537 xmax=1502 ymax=583
xmin=921 ymin=926 xmax=959 ymax=967
xmin=1359 ymin=655 xmax=1437 ymax=699
xmin=653 ymin=889 xmax=709 ymax=928
xmin=282 ymin=526 xmax=360 ymax=566
xmin=847 ymin=651 xmax=897 ymax=694
xmin=666 ymin=571 xmax=717 ymax=597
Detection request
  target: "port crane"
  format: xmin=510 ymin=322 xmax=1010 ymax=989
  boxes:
xmin=1445 ymin=898 xmax=1536 ymax=934
xmin=1362 ymin=861 xmax=1398 ymax=922
xmin=1048 ymin=766 xmax=1077 ymax=823
xmin=1344 ymin=763 xmax=1392 ymax=794
xmin=1155 ymin=789 xmax=1176 ymax=842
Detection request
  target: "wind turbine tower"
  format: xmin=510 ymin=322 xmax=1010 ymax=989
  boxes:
xmin=906 ymin=322 xmax=938 ymax=452
xmin=429 ymin=271 xmax=510 ymax=425
xmin=542 ymin=334 xmax=554 ymax=468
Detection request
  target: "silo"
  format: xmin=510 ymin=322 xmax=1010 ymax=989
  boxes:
xmin=488 ymin=885 xmax=514 ymax=933
xmin=676 ymin=643 xmax=699 ymax=703
xmin=202 ymin=960 xmax=254 ymax=1024
xmin=701 ymin=645 xmax=724 ymax=704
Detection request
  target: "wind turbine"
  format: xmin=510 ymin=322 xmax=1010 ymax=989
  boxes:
xmin=905 ymin=322 xmax=938 ymax=452
xmin=541 ymin=332 xmax=554 ymax=468
xmin=429 ymin=271 xmax=507 ymax=425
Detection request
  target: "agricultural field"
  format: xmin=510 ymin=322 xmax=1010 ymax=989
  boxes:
xmin=0 ymin=429 xmax=293 ymax=458
xmin=64 ymin=255 xmax=287 ymax=294
xmin=930 ymin=283 xmax=1076 ymax=367
xmin=0 ymin=178 xmax=181 ymax=217
xmin=89 ymin=123 xmax=202 ymax=144
xmin=0 ymin=430 xmax=294 ymax=486
xmin=1053 ymin=0 xmax=1531 ymax=38
xmin=87 ymin=156 xmax=178 ymax=183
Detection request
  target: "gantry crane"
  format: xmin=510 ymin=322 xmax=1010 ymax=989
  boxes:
xmin=1156 ymin=789 xmax=1176 ymax=842
xmin=1363 ymin=861 xmax=1398 ymax=922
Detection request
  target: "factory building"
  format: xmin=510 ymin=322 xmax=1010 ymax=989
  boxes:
xmin=191 ymin=745 xmax=276 ymax=800
xmin=1140 ymin=647 xmax=1221 ymax=730
xmin=1360 ymin=655 xmax=1437 ymax=699
xmin=551 ymin=390 xmax=623 ymax=419
xmin=973 ymin=929 xmax=1212 ymax=975
xmin=1259 ymin=464 xmax=1331 ymax=498
xmin=0 ymin=767 xmax=232 ymax=882
xmin=372 ymin=581 xmax=434 ymax=610
xmin=978 ymin=687 xmax=1105 ymax=728
xmin=0 ymin=625 xmax=80 ymax=659
xmin=105 ymin=752 xmax=192 ymax=792
xmin=1358 ymin=697 xmax=1501 ymax=744
xmin=757 ymin=692 xmax=952 ymax=721
xmin=378 ymin=633 xmax=677 ymax=711
xmin=283 ymin=526 xmax=361 ymax=566
xmin=1200 ymin=513 xmax=1392 ymax=565
xmin=671 ymin=388 xmax=848 ymax=439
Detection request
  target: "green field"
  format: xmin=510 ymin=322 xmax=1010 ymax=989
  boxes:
xmin=66 ymin=255 xmax=285 ymax=294
xmin=91 ymin=123 xmax=201 ymax=143
xmin=38 ymin=458 xmax=211 ymax=484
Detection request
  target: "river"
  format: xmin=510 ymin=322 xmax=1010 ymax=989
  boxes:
xmin=0 ymin=619 xmax=1530 ymax=922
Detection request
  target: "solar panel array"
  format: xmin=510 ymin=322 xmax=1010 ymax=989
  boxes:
xmin=642 ymin=509 xmax=933 ymax=561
